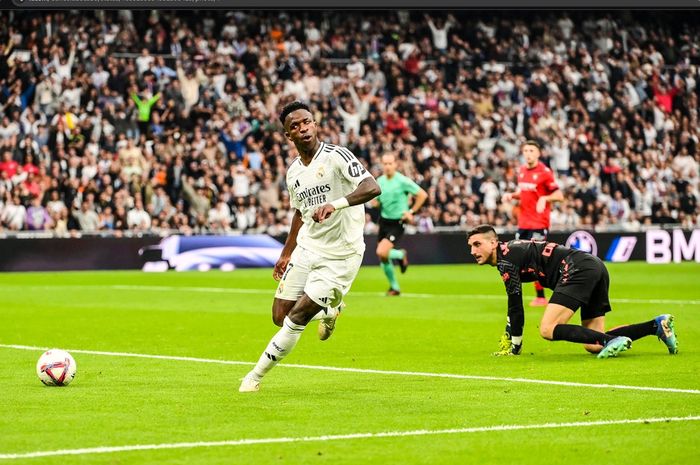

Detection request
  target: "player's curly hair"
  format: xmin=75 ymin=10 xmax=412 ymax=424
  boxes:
xmin=279 ymin=101 xmax=311 ymax=125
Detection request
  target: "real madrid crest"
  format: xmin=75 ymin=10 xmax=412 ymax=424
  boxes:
xmin=316 ymin=166 xmax=325 ymax=179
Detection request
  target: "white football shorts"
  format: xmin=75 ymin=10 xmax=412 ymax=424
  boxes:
xmin=275 ymin=246 xmax=363 ymax=308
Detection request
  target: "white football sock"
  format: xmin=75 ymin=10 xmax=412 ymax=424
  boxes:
xmin=249 ymin=316 xmax=306 ymax=381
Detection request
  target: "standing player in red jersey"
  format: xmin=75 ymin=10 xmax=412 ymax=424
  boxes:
xmin=502 ymin=141 xmax=563 ymax=307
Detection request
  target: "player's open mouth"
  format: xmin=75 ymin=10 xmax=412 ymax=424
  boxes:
xmin=302 ymin=135 xmax=313 ymax=141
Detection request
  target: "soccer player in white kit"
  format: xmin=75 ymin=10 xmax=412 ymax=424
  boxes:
xmin=239 ymin=101 xmax=381 ymax=392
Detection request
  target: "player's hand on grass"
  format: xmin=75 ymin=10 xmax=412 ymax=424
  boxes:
xmin=536 ymin=197 xmax=547 ymax=213
xmin=273 ymin=255 xmax=291 ymax=281
xmin=312 ymin=204 xmax=335 ymax=223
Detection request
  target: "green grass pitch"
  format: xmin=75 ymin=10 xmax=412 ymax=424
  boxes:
xmin=1 ymin=262 xmax=699 ymax=464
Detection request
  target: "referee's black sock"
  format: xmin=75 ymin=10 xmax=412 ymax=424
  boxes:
xmin=606 ymin=320 xmax=657 ymax=341
xmin=552 ymin=324 xmax=615 ymax=346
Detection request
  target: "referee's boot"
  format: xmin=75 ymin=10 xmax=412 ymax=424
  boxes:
xmin=399 ymin=249 xmax=409 ymax=274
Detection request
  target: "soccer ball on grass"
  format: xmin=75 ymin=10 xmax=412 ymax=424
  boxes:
xmin=36 ymin=349 xmax=77 ymax=386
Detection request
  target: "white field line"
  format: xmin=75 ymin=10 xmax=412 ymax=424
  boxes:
xmin=2 ymin=344 xmax=699 ymax=395
xmin=1 ymin=415 xmax=699 ymax=460
xmin=1 ymin=284 xmax=699 ymax=305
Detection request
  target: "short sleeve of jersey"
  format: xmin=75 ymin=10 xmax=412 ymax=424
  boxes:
xmin=543 ymin=168 xmax=559 ymax=194
xmin=333 ymin=147 xmax=373 ymax=187
xmin=401 ymin=174 xmax=421 ymax=195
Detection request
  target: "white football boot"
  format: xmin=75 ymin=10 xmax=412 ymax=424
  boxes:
xmin=238 ymin=373 xmax=261 ymax=392
xmin=318 ymin=302 xmax=345 ymax=341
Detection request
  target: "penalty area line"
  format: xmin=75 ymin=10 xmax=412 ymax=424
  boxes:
xmin=2 ymin=344 xmax=699 ymax=395
xmin=1 ymin=416 xmax=699 ymax=460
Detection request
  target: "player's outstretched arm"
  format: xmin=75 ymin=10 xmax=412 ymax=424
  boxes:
xmin=312 ymin=178 xmax=381 ymax=223
xmin=506 ymin=294 xmax=525 ymax=354
xmin=273 ymin=210 xmax=302 ymax=281
xmin=495 ymin=255 xmax=525 ymax=355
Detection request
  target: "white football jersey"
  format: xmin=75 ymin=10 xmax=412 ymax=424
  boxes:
xmin=286 ymin=141 xmax=374 ymax=259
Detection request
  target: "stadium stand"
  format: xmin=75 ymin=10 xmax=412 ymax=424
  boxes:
xmin=0 ymin=11 xmax=698 ymax=235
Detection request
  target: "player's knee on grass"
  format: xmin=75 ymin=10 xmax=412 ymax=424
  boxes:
xmin=582 ymin=319 xmax=609 ymax=353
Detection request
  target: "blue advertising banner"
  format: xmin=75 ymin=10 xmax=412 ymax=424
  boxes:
xmin=140 ymin=235 xmax=284 ymax=271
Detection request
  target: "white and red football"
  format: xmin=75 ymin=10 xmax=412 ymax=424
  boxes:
xmin=36 ymin=349 xmax=77 ymax=386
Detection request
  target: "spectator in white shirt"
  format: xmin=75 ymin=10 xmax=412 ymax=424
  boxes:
xmin=208 ymin=197 xmax=232 ymax=231
xmin=283 ymin=70 xmax=307 ymax=101
xmin=346 ymin=55 xmax=365 ymax=80
xmin=425 ymin=14 xmax=454 ymax=52
xmin=136 ymin=48 xmax=155 ymax=76
xmin=1 ymin=195 xmax=26 ymax=230
xmin=127 ymin=197 xmax=152 ymax=230
xmin=52 ymin=43 xmax=76 ymax=81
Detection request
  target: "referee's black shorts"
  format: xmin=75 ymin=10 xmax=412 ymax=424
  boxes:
xmin=378 ymin=218 xmax=405 ymax=244
xmin=549 ymin=252 xmax=612 ymax=321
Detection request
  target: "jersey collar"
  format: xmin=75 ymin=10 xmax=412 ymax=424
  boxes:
xmin=313 ymin=141 xmax=325 ymax=160
xmin=496 ymin=241 xmax=509 ymax=262
xmin=299 ymin=141 xmax=325 ymax=167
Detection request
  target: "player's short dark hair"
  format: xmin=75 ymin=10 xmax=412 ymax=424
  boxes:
xmin=279 ymin=101 xmax=311 ymax=126
xmin=523 ymin=140 xmax=541 ymax=151
xmin=467 ymin=224 xmax=498 ymax=240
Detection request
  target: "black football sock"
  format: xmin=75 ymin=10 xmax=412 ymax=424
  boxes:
xmin=552 ymin=324 xmax=615 ymax=346
xmin=606 ymin=320 xmax=656 ymax=341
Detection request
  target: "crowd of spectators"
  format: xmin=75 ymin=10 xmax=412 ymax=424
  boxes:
xmin=0 ymin=10 xmax=698 ymax=236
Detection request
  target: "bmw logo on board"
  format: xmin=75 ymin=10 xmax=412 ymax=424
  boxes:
xmin=565 ymin=230 xmax=598 ymax=256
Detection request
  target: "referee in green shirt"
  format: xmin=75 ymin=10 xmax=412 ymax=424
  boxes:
xmin=374 ymin=153 xmax=428 ymax=296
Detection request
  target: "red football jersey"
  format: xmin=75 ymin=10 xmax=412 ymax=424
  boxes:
xmin=517 ymin=162 xmax=559 ymax=229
